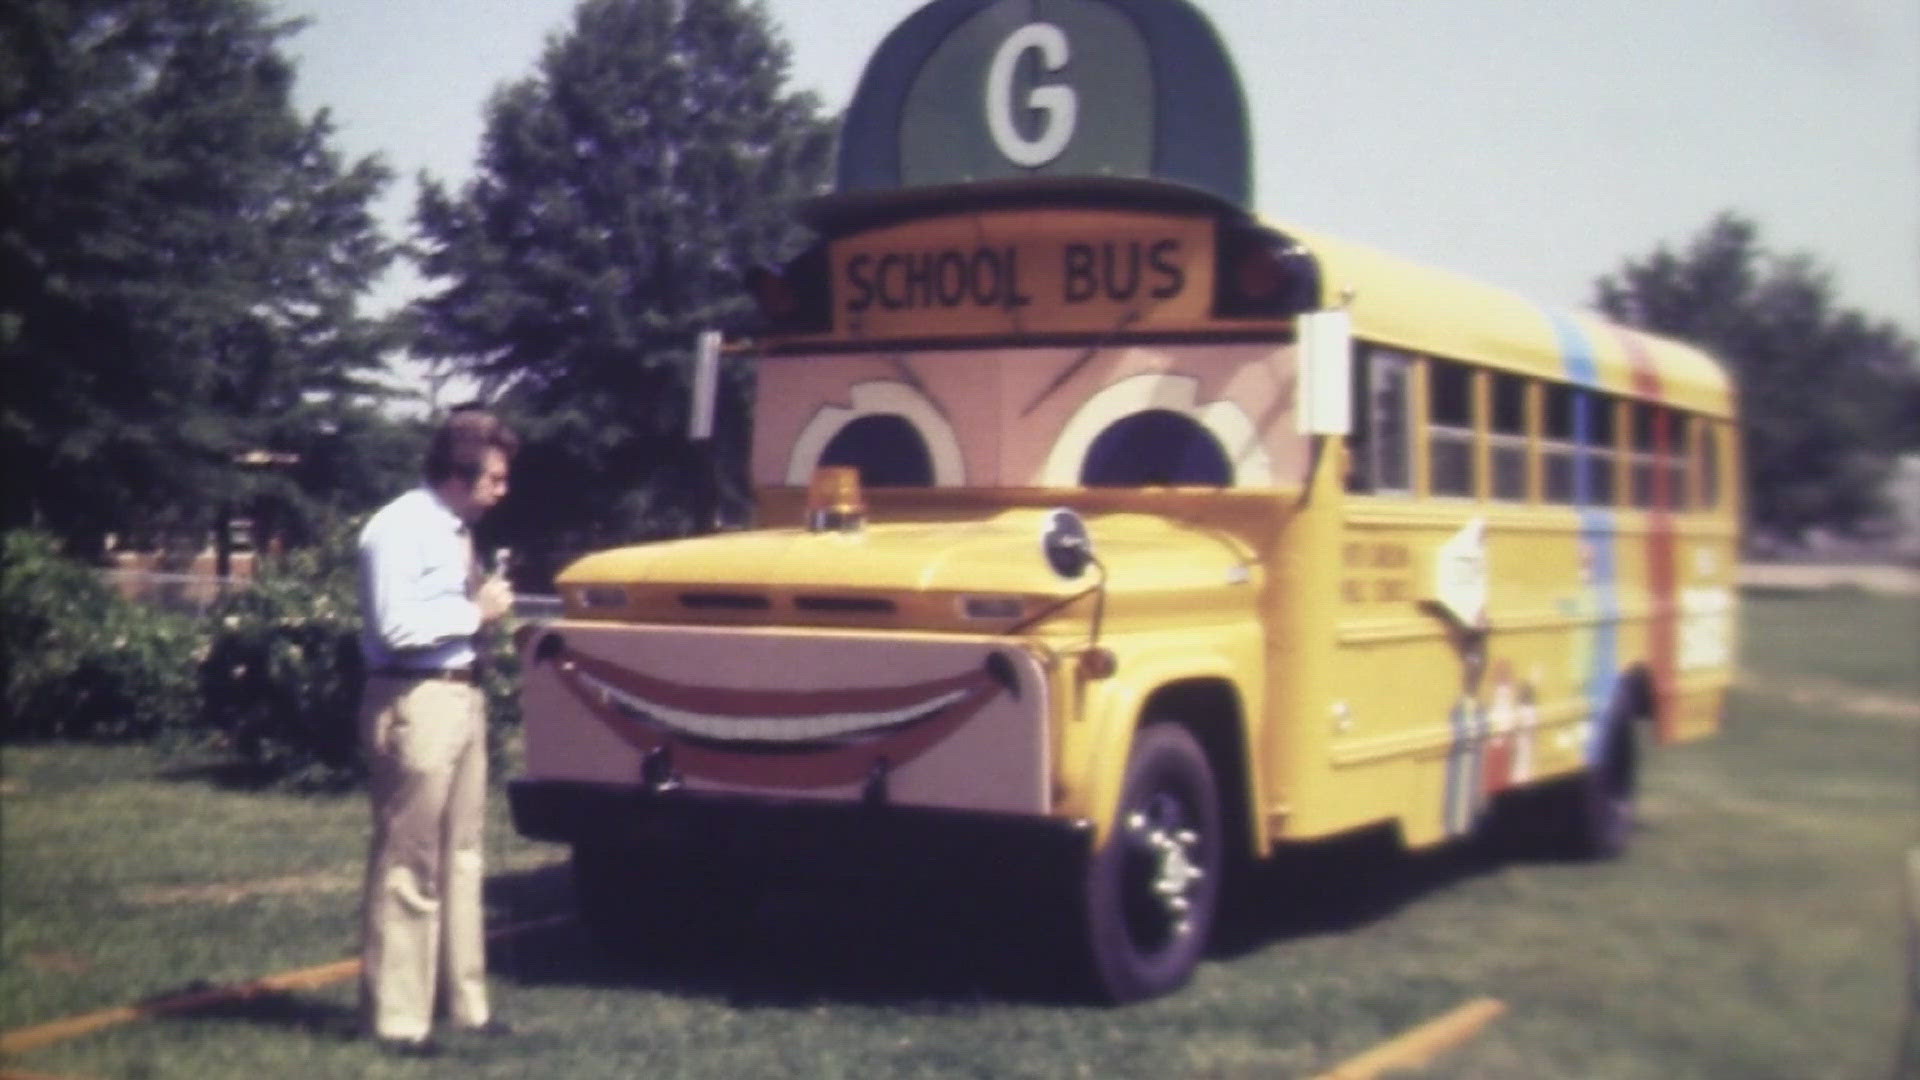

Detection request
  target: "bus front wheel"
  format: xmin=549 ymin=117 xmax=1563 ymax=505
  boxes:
xmin=1077 ymin=721 xmax=1224 ymax=1002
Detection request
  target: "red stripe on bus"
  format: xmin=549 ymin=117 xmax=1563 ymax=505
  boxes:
xmin=1614 ymin=328 xmax=1680 ymax=742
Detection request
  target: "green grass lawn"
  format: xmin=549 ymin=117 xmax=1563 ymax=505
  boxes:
xmin=4 ymin=590 xmax=1916 ymax=1079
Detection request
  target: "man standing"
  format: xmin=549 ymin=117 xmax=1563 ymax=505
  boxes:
xmin=355 ymin=409 xmax=517 ymax=1054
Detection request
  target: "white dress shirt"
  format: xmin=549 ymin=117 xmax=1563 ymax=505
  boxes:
xmin=357 ymin=487 xmax=480 ymax=671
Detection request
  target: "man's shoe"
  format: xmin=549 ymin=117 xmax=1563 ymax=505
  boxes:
xmin=460 ymin=1018 xmax=515 ymax=1037
xmin=376 ymin=1036 xmax=441 ymax=1058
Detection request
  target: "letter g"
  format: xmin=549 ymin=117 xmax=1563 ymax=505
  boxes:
xmin=985 ymin=23 xmax=1076 ymax=168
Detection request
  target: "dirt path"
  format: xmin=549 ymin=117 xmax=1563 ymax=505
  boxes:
xmin=1739 ymin=562 xmax=1920 ymax=595
xmin=1737 ymin=672 xmax=1920 ymax=724
xmin=125 ymin=848 xmax=565 ymax=907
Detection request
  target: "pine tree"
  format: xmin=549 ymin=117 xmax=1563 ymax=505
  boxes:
xmin=409 ymin=0 xmax=833 ymax=562
xmin=0 ymin=0 xmax=397 ymax=554
xmin=1595 ymin=214 xmax=1919 ymax=544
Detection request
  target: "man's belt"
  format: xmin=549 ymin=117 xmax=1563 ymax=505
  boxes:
xmin=371 ymin=666 xmax=476 ymax=684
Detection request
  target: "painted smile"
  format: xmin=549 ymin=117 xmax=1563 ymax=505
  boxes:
xmin=538 ymin=640 xmax=1017 ymax=788
xmin=578 ymin=667 xmax=972 ymax=748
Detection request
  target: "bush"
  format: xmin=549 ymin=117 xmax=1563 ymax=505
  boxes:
xmin=2 ymin=524 xmax=523 ymax=786
xmin=197 ymin=518 xmax=523 ymax=789
xmin=1 ymin=530 xmax=202 ymax=740
xmin=198 ymin=527 xmax=366 ymax=787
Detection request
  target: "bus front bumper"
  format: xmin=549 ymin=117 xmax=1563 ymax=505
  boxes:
xmin=507 ymin=778 xmax=1094 ymax=881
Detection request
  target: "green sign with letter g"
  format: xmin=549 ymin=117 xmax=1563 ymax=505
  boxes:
xmin=837 ymin=0 xmax=1252 ymax=210
xmin=901 ymin=0 xmax=1152 ymax=183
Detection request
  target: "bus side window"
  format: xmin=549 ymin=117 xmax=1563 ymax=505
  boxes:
xmin=1630 ymin=402 xmax=1660 ymax=508
xmin=1670 ymin=413 xmax=1692 ymax=509
xmin=1427 ymin=358 xmax=1474 ymax=497
xmin=1698 ymin=420 xmax=1721 ymax=508
xmin=820 ymin=414 xmax=935 ymax=487
xmin=1630 ymin=403 xmax=1691 ymax=511
xmin=1489 ymin=371 xmax=1528 ymax=501
xmin=1543 ymin=383 xmax=1577 ymax=504
xmin=1585 ymin=392 xmax=1617 ymax=507
xmin=1349 ymin=345 xmax=1413 ymax=494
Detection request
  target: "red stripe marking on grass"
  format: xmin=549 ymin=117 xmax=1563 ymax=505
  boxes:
xmin=1311 ymin=997 xmax=1507 ymax=1080
xmin=0 ymin=914 xmax=570 ymax=1056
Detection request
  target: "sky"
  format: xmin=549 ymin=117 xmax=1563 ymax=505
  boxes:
xmin=279 ymin=0 xmax=1919 ymax=342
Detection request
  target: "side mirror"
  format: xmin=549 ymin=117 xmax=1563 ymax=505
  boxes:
xmin=1041 ymin=508 xmax=1094 ymax=579
xmin=1295 ymin=309 xmax=1353 ymax=436
xmin=688 ymin=329 xmax=721 ymax=440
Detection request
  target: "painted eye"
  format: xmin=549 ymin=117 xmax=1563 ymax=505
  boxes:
xmin=1042 ymin=373 xmax=1271 ymax=489
xmin=787 ymin=380 xmax=965 ymax=488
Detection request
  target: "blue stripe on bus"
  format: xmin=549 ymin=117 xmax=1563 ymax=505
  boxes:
xmin=1581 ymin=509 xmax=1620 ymax=757
xmin=1549 ymin=314 xmax=1601 ymax=388
xmin=1547 ymin=313 xmax=1620 ymax=760
xmin=1444 ymin=695 xmax=1483 ymax=836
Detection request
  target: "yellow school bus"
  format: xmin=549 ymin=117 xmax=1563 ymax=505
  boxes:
xmin=507 ymin=0 xmax=1739 ymax=1001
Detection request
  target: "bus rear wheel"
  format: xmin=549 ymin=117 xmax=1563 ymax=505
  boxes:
xmin=1544 ymin=717 xmax=1638 ymax=860
xmin=1077 ymin=722 xmax=1223 ymax=1002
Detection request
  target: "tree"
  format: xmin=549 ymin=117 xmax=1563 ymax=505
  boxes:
xmin=409 ymin=0 xmax=834 ymax=569
xmin=1594 ymin=213 xmax=1919 ymax=544
xmin=0 ymin=0 xmax=396 ymax=556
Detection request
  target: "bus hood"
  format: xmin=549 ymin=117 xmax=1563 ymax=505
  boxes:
xmin=552 ymin=508 xmax=1259 ymax=630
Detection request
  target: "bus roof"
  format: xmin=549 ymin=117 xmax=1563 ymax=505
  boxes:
xmin=1284 ymin=223 xmax=1737 ymax=419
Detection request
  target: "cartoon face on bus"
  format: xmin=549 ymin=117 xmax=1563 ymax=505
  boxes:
xmin=754 ymin=342 xmax=1312 ymax=494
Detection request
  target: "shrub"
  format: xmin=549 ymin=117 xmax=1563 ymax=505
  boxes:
xmin=1 ymin=530 xmax=202 ymax=740
xmin=197 ymin=518 xmax=523 ymax=788
xmin=1 ymin=524 xmax=523 ymax=785
xmin=198 ymin=532 xmax=366 ymax=787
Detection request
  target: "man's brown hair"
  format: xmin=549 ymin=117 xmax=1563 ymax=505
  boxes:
xmin=424 ymin=408 xmax=520 ymax=483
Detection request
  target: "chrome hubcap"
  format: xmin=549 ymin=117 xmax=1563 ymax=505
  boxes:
xmin=1123 ymin=798 xmax=1205 ymax=943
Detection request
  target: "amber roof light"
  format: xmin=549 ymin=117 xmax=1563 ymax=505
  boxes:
xmin=805 ymin=466 xmax=866 ymax=533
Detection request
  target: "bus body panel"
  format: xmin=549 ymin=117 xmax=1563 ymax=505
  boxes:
xmin=1063 ymin=624 xmax=1266 ymax=848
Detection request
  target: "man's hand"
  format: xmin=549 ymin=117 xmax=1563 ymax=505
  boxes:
xmin=476 ymin=576 xmax=515 ymax=624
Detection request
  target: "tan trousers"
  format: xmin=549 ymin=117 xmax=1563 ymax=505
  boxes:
xmin=358 ymin=675 xmax=490 ymax=1041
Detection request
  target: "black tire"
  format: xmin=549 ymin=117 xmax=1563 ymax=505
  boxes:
xmin=1545 ymin=715 xmax=1638 ymax=860
xmin=1077 ymin=722 xmax=1224 ymax=1002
